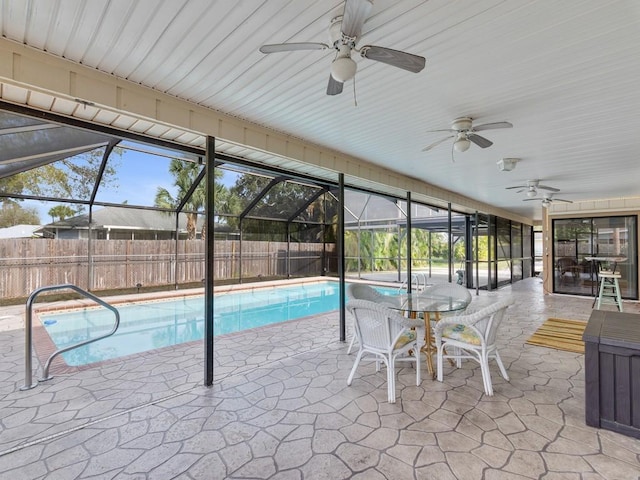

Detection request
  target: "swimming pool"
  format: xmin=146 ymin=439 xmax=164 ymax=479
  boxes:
xmin=38 ymin=281 xmax=396 ymax=366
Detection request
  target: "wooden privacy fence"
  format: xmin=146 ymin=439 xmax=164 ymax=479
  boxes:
xmin=0 ymin=239 xmax=334 ymax=299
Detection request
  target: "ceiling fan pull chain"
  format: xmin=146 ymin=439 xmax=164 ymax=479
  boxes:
xmin=353 ymin=76 xmax=358 ymax=107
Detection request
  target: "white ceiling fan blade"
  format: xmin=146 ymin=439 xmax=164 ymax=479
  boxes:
xmin=259 ymin=42 xmax=329 ymax=54
xmin=342 ymin=0 xmax=373 ymax=39
xmin=522 ymin=198 xmax=539 ymax=202
xmin=468 ymin=133 xmax=493 ymax=148
xmin=538 ymin=184 xmax=560 ymax=192
xmin=505 ymin=185 xmax=528 ymax=190
xmin=326 ymin=75 xmax=344 ymax=96
xmin=427 ymin=128 xmax=456 ymax=134
xmin=360 ymin=46 xmax=426 ymax=73
xmin=554 ymin=198 xmax=573 ymax=203
xmin=422 ymin=135 xmax=453 ymax=152
xmin=473 ymin=121 xmax=513 ymax=132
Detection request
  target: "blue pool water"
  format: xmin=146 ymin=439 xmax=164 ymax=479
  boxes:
xmin=39 ymin=282 xmax=396 ymax=366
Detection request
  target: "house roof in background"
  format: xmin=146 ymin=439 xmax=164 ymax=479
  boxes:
xmin=0 ymin=224 xmax=42 ymax=238
xmin=42 ymin=207 xmax=204 ymax=232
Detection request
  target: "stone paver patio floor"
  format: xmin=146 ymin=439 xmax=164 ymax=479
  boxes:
xmin=1 ymin=278 xmax=639 ymax=479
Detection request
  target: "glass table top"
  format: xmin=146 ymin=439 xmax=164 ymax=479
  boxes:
xmin=387 ymin=291 xmax=470 ymax=314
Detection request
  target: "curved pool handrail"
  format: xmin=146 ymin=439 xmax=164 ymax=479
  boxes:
xmin=21 ymin=284 xmax=120 ymax=391
xmin=398 ymin=272 xmax=428 ymax=293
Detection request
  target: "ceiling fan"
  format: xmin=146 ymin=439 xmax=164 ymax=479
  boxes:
xmin=506 ymin=179 xmax=560 ymax=198
xmin=523 ymin=193 xmax=572 ymax=208
xmin=259 ymin=0 xmax=426 ymax=96
xmin=422 ymin=117 xmax=513 ymax=153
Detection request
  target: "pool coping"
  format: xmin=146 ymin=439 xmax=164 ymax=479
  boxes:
xmin=31 ymin=276 xmax=383 ymax=375
xmin=32 ymin=276 xmax=337 ymax=314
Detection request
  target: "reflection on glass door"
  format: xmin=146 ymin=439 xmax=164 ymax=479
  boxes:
xmin=553 ymin=215 xmax=637 ymax=299
xmin=511 ymin=222 xmax=523 ymax=281
xmin=470 ymin=214 xmax=491 ymax=289
xmin=496 ymin=217 xmax=511 ymax=286
xmin=468 ymin=214 xmax=533 ymax=290
xmin=451 ymin=212 xmax=466 ymax=285
xmin=533 ymin=230 xmax=543 ymax=276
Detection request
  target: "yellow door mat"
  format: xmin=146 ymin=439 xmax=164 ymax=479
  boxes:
xmin=525 ymin=318 xmax=587 ymax=354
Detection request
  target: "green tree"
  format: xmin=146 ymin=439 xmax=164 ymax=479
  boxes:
xmin=0 ymin=203 xmax=40 ymax=227
xmin=411 ymin=229 xmax=430 ymax=267
xmin=155 ymin=160 xmax=214 ymax=240
xmin=473 ymin=236 xmax=489 ymax=261
xmin=344 ymin=230 xmax=373 ymax=271
xmin=0 ymin=147 xmax=121 ymax=218
xmin=214 ymin=170 xmax=238 ymax=224
xmin=59 ymin=147 xmax=121 ymax=202
xmin=227 ymin=174 xmax=327 ymax=241
xmin=48 ymin=205 xmax=77 ymax=222
xmin=429 ymin=233 xmax=449 ymax=261
xmin=0 ymin=165 xmax=68 ymax=202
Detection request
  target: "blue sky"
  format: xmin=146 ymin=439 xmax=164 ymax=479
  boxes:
xmin=25 ymin=146 xmax=177 ymax=223
xmin=23 ymin=141 xmax=243 ymax=224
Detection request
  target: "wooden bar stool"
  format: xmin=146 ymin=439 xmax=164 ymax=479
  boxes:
xmin=595 ymin=270 xmax=623 ymax=311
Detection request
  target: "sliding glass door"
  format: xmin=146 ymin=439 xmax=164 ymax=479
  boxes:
xmin=553 ymin=215 xmax=637 ymax=299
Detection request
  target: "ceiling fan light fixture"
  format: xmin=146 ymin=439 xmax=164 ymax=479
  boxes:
xmin=527 ymin=189 xmax=537 ymax=198
xmin=452 ymin=117 xmax=473 ymax=131
xmin=453 ymin=135 xmax=470 ymax=152
xmin=330 ymin=56 xmax=357 ymax=83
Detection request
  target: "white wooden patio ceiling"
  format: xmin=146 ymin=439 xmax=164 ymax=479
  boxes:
xmin=0 ymin=0 xmax=639 ymax=221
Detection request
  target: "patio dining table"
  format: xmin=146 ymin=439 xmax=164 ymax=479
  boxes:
xmin=387 ymin=290 xmax=471 ymax=378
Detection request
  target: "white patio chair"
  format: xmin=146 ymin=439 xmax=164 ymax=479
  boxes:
xmin=346 ymin=283 xmax=400 ymax=354
xmin=434 ymin=297 xmax=514 ymax=396
xmin=346 ymin=299 xmax=421 ymax=403
xmin=421 ymin=282 xmax=472 ymax=316
xmin=418 ymin=282 xmax=473 ymax=330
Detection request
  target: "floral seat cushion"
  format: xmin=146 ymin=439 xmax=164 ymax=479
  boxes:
xmin=394 ymin=330 xmax=417 ymax=349
xmin=440 ymin=324 xmax=481 ymax=345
